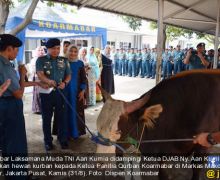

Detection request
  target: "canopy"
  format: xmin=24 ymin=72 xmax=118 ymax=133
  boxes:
xmin=50 ymin=0 xmax=220 ymax=36
xmin=6 ymin=1 xmax=107 ymax=62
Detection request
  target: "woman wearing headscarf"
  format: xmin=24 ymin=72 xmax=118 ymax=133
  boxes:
xmin=79 ymin=47 xmax=90 ymax=107
xmin=79 ymin=47 xmax=89 ymax=67
xmin=95 ymin=48 xmax=103 ymax=102
xmin=28 ymin=46 xmax=45 ymax=114
xmin=101 ymin=45 xmax=115 ymax=96
xmin=86 ymin=46 xmax=100 ymax=106
xmin=66 ymin=45 xmax=87 ymax=139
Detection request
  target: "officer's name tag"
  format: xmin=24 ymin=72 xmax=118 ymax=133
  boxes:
xmin=39 ymin=87 xmax=54 ymax=94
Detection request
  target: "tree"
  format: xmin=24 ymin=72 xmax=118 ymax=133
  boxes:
xmin=200 ymin=34 xmax=215 ymax=45
xmin=121 ymin=16 xmax=142 ymax=31
xmin=0 ymin=0 xmax=72 ymax=35
xmin=150 ymin=22 xmax=197 ymax=41
xmin=10 ymin=0 xmax=39 ymax=35
xmin=0 ymin=0 xmax=12 ymax=34
xmin=0 ymin=0 xmax=39 ymax=35
xmin=150 ymin=21 xmax=206 ymax=49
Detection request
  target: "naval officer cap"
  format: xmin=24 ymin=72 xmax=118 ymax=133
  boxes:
xmin=46 ymin=38 xmax=61 ymax=48
xmin=197 ymin=42 xmax=205 ymax=48
xmin=0 ymin=34 xmax=22 ymax=49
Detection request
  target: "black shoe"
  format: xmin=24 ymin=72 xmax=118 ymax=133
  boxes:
xmin=45 ymin=143 xmax=54 ymax=151
xmin=61 ymin=142 xmax=69 ymax=149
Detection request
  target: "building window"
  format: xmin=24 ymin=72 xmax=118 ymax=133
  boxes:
xmin=83 ymin=40 xmax=88 ymax=47
xmin=76 ymin=40 xmax=82 ymax=47
xmin=25 ymin=51 xmax=32 ymax=64
xmin=142 ymin=43 xmax=150 ymax=48
xmin=107 ymin=41 xmax=115 ymax=47
xmin=119 ymin=42 xmax=131 ymax=49
xmin=70 ymin=39 xmax=88 ymax=48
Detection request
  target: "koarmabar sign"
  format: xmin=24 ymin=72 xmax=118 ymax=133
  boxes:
xmin=37 ymin=20 xmax=96 ymax=33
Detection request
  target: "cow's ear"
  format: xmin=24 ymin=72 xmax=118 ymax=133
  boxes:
xmin=140 ymin=104 xmax=163 ymax=128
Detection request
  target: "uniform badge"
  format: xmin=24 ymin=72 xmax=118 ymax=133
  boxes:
xmin=44 ymin=61 xmax=52 ymax=69
xmin=57 ymin=58 xmax=65 ymax=68
xmin=46 ymin=70 xmax=51 ymax=75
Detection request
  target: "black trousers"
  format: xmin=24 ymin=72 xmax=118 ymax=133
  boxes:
xmin=40 ymin=90 xmax=68 ymax=145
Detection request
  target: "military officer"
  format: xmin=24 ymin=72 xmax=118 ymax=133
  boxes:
xmin=36 ymin=38 xmax=71 ymax=151
xmin=141 ymin=48 xmax=147 ymax=78
xmin=136 ymin=49 xmax=142 ymax=77
xmin=113 ymin=48 xmax=120 ymax=75
xmin=0 ymin=34 xmax=44 ymax=180
xmin=124 ymin=48 xmax=130 ymax=76
xmin=207 ymin=49 xmax=214 ymax=68
xmin=128 ymin=48 xmax=136 ymax=77
xmin=173 ymin=45 xmax=184 ymax=75
xmin=141 ymin=48 xmax=151 ymax=78
xmin=162 ymin=49 xmax=172 ymax=79
xmin=184 ymin=43 xmax=210 ymax=70
xmin=118 ymin=48 xmax=126 ymax=76
xmin=150 ymin=48 xmax=157 ymax=79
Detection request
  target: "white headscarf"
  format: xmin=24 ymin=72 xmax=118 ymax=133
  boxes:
xmin=103 ymin=45 xmax=111 ymax=59
xmin=79 ymin=47 xmax=89 ymax=65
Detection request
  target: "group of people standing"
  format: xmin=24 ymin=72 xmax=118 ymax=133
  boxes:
xmin=112 ymin=43 xmax=218 ymax=80
xmin=26 ymin=40 xmax=115 ymax=151
xmin=29 ymin=44 xmax=115 ymax=112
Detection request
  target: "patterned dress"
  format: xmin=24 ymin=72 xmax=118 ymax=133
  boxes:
xmin=95 ymin=49 xmax=103 ymax=102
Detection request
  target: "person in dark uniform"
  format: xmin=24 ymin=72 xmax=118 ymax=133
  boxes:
xmin=0 ymin=34 xmax=44 ymax=180
xmin=118 ymin=48 xmax=126 ymax=76
xmin=36 ymin=38 xmax=71 ymax=151
xmin=136 ymin=49 xmax=142 ymax=77
xmin=150 ymin=48 xmax=157 ymax=79
xmin=173 ymin=45 xmax=184 ymax=75
xmin=128 ymin=48 xmax=136 ymax=77
xmin=207 ymin=49 xmax=214 ymax=68
xmin=184 ymin=43 xmax=210 ymax=70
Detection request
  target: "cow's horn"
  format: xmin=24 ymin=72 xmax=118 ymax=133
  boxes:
xmin=98 ymin=83 xmax=112 ymax=101
xmin=124 ymin=91 xmax=151 ymax=114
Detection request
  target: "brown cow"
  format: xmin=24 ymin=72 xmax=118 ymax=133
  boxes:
xmin=96 ymin=70 xmax=220 ymax=180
